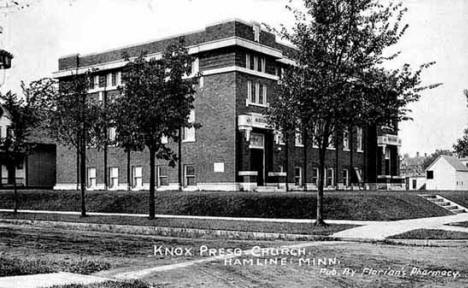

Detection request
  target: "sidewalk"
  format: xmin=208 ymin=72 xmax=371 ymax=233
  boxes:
xmin=331 ymin=213 xmax=468 ymax=240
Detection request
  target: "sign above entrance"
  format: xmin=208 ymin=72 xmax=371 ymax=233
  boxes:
xmin=238 ymin=113 xmax=271 ymax=130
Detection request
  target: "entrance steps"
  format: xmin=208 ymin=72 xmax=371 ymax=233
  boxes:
xmin=419 ymin=194 xmax=468 ymax=214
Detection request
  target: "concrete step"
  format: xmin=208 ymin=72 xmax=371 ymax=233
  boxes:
xmin=446 ymin=206 xmax=459 ymax=210
xmin=439 ymin=202 xmax=451 ymax=207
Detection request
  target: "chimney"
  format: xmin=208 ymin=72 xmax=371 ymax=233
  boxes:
xmin=416 ymin=152 xmax=420 ymax=158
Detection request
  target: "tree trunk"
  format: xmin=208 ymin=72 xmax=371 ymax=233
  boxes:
xmin=335 ymin=131 xmax=339 ymax=190
xmin=149 ymin=147 xmax=156 ymax=219
xmin=302 ymin=128 xmax=308 ymax=191
xmin=126 ymin=149 xmax=131 ymax=191
xmin=178 ymin=127 xmax=183 ymax=191
xmin=12 ymin=163 xmax=18 ymax=214
xmin=284 ymin=130 xmax=289 ymax=192
xmin=76 ymin=146 xmax=80 ymax=190
xmin=80 ymin=135 xmax=87 ymax=217
xmin=315 ymin=145 xmax=327 ymax=226
xmin=103 ymin=90 xmax=108 ymax=190
xmin=349 ymin=126 xmax=354 ymax=191
xmin=104 ymin=144 xmax=108 ymax=190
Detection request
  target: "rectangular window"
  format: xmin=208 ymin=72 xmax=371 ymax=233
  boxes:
xmin=343 ymin=130 xmax=349 ymax=150
xmin=255 ymin=82 xmax=260 ymax=103
xmin=326 ymin=168 xmax=334 ymax=187
xmin=117 ymin=71 xmax=122 ymax=85
xmin=132 ymin=166 xmax=143 ymax=188
xmin=89 ymin=76 xmax=95 ymax=90
xmin=295 ymin=167 xmax=302 ymax=186
xmin=249 ymin=133 xmax=264 ymax=149
xmin=245 ymin=53 xmax=250 ymax=69
xmin=357 ymin=127 xmax=363 ymax=152
xmin=295 ymin=131 xmax=303 ymax=147
xmin=253 ymin=56 xmax=258 ymax=71
xmin=157 ymin=166 xmax=169 ymax=186
xmin=327 ymin=134 xmax=335 ymax=149
xmin=260 ymin=57 xmax=266 ymax=72
xmin=247 ymin=81 xmax=253 ymax=103
xmin=253 ymin=24 xmax=260 ymax=42
xmin=275 ymin=130 xmax=285 ymax=145
xmin=109 ymin=167 xmax=118 ymax=188
xmin=108 ymin=127 xmax=116 ymax=142
xmin=185 ymin=165 xmax=196 ymax=186
xmin=412 ymin=179 xmax=417 ymax=189
xmin=342 ymin=169 xmax=349 ymax=186
xmin=87 ymin=168 xmax=96 ymax=188
xmin=258 ymin=84 xmax=263 ymax=105
xmin=312 ymin=168 xmax=319 ymax=186
xmin=99 ymin=75 xmax=106 ymax=88
xmin=312 ymin=125 xmax=319 ymax=148
xmin=111 ymin=72 xmax=117 ymax=86
xmin=182 ymin=110 xmax=195 ymax=142
xmin=426 ymin=170 xmax=434 ymax=179
xmin=192 ymin=58 xmax=199 ymax=75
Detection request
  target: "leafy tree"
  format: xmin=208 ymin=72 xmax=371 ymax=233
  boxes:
xmin=114 ymin=39 xmax=199 ymax=219
xmin=454 ymin=129 xmax=468 ymax=158
xmin=267 ymin=68 xmax=300 ymax=191
xmin=45 ymin=72 xmax=100 ymax=217
xmin=422 ymin=149 xmax=453 ymax=170
xmin=0 ymin=79 xmax=50 ymax=213
xmin=275 ymin=0 xmax=438 ymax=225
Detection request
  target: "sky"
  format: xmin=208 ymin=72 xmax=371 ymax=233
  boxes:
xmin=0 ymin=0 xmax=466 ymax=157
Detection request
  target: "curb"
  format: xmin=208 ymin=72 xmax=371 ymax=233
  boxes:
xmin=0 ymin=218 xmax=335 ymax=241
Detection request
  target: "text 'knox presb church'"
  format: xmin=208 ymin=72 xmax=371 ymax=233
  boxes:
xmin=54 ymin=19 xmax=402 ymax=192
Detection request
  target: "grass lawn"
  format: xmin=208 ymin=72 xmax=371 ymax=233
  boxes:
xmin=0 ymin=212 xmax=354 ymax=235
xmin=448 ymin=221 xmax=468 ymax=228
xmin=389 ymin=229 xmax=468 ymax=240
xmin=0 ymin=189 xmax=451 ymax=221
xmin=0 ymin=256 xmax=110 ymax=277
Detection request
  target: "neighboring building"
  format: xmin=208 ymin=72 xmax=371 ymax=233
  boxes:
xmin=54 ymin=19 xmax=401 ymax=192
xmin=425 ymin=155 xmax=468 ymax=191
xmin=401 ymin=152 xmax=428 ymax=190
xmin=0 ymin=106 xmax=56 ymax=188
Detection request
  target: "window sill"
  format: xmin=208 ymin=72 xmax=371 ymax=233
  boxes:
xmin=326 ymin=147 xmax=336 ymax=150
xmin=357 ymin=149 xmax=364 ymax=153
xmin=343 ymin=148 xmax=350 ymax=152
xmin=246 ymin=99 xmax=269 ymax=108
xmin=182 ymin=139 xmax=196 ymax=143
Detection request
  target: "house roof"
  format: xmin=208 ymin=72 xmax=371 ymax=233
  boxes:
xmin=427 ymin=155 xmax=468 ymax=172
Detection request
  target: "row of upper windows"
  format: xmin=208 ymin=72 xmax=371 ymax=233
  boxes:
xmin=275 ymin=127 xmax=364 ymax=152
xmin=245 ymin=53 xmax=266 ymax=73
xmin=103 ymin=109 xmax=196 ymax=145
xmin=293 ymin=166 xmax=362 ymax=187
xmin=89 ymin=71 xmax=122 ymax=90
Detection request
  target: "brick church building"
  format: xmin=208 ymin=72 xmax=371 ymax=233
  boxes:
xmin=54 ymin=19 xmax=402 ymax=191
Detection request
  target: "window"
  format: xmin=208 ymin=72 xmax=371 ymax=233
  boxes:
xmin=357 ymin=127 xmax=363 ymax=152
xmin=111 ymin=72 xmax=117 ymax=87
xmin=247 ymin=81 xmax=267 ymax=106
xmin=343 ymin=130 xmax=349 ymax=151
xmin=192 ymin=58 xmax=199 ymax=75
xmin=253 ymin=24 xmax=260 ymax=42
xmin=312 ymin=125 xmax=319 ymax=148
xmin=99 ymin=75 xmax=106 ymax=88
xmin=326 ymin=168 xmax=334 ymax=187
xmin=412 ymin=179 xmax=417 ymax=189
xmin=245 ymin=53 xmax=250 ymax=69
xmin=199 ymin=76 xmax=204 ymax=88
xmin=132 ymin=166 xmax=143 ymax=188
xmin=108 ymin=127 xmax=116 ymax=142
xmin=182 ymin=110 xmax=195 ymax=142
xmin=157 ymin=166 xmax=169 ymax=186
xmin=89 ymin=76 xmax=95 ymax=90
xmin=249 ymin=133 xmax=264 ymax=149
xmin=295 ymin=167 xmax=302 ymax=186
xmin=260 ymin=57 xmax=266 ymax=73
xmin=253 ymin=56 xmax=258 ymax=71
xmin=295 ymin=131 xmax=303 ymax=147
xmin=342 ymin=169 xmax=349 ymax=186
xmin=87 ymin=168 xmax=96 ymax=188
xmin=312 ymin=168 xmax=319 ymax=186
xmin=327 ymin=134 xmax=335 ymax=150
xmin=185 ymin=165 xmax=196 ymax=186
xmin=426 ymin=170 xmax=434 ymax=179
xmin=109 ymin=167 xmax=118 ymax=188
xmin=275 ymin=130 xmax=285 ymax=145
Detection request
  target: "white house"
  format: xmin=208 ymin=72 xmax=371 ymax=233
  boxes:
xmin=425 ymin=155 xmax=468 ymax=190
